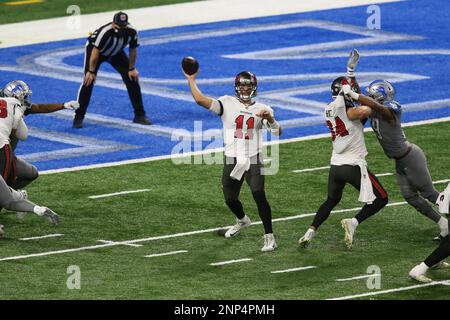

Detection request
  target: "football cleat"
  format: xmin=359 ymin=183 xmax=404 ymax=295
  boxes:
xmin=409 ymin=264 xmax=433 ymax=283
xmin=341 ymin=219 xmax=357 ymax=249
xmin=298 ymin=228 xmax=316 ymax=248
xmin=0 ymin=224 xmax=4 ymax=237
xmin=43 ymin=207 xmax=59 ymax=225
xmin=16 ymin=190 xmax=28 ymax=219
xmin=410 ymin=273 xmax=433 ymax=283
xmin=261 ymin=233 xmax=277 ymax=252
xmin=224 ymin=215 xmax=251 ymax=238
xmin=437 ymin=182 xmax=450 ymax=214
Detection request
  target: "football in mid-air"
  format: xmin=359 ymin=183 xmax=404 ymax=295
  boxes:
xmin=182 ymin=56 xmax=199 ymax=75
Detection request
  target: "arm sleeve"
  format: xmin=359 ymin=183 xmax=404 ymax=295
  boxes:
xmin=12 ymin=104 xmax=24 ymax=130
xmin=130 ymin=30 xmax=140 ymax=49
xmin=209 ymin=99 xmax=224 ymax=116
xmin=15 ymin=119 xmax=28 ymax=141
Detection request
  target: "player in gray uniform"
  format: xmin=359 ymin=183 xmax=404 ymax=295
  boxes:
xmin=363 ymin=79 xmax=448 ymax=239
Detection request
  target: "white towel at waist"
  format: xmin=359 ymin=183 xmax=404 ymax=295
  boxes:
xmin=356 ymin=160 xmax=376 ymax=204
xmin=230 ymin=156 xmax=251 ymax=180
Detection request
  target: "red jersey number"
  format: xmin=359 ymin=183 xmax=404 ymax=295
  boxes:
xmin=234 ymin=115 xmax=255 ymax=140
xmin=0 ymin=100 xmax=7 ymax=119
xmin=326 ymin=116 xmax=349 ymax=141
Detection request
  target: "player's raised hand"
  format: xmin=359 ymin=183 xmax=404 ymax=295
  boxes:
xmin=63 ymin=101 xmax=80 ymax=110
xmin=341 ymin=84 xmax=359 ymax=100
xmin=182 ymin=68 xmax=199 ymax=80
xmin=347 ymin=49 xmax=360 ymax=77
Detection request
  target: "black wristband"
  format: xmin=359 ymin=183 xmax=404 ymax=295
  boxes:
xmin=88 ymin=70 xmax=95 ymax=74
xmin=128 ymin=67 xmax=135 ymax=72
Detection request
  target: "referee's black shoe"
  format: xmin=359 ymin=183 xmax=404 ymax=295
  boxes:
xmin=133 ymin=115 xmax=152 ymax=125
xmin=73 ymin=117 xmax=83 ymax=129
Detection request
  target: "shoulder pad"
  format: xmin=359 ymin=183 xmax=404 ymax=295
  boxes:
xmin=384 ymin=100 xmax=402 ymax=113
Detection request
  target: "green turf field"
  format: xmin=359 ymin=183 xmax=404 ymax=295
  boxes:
xmin=0 ymin=0 xmax=200 ymax=25
xmin=0 ymin=121 xmax=448 ymax=300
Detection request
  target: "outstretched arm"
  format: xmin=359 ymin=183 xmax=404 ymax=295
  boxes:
xmin=183 ymin=70 xmax=214 ymax=109
xmin=29 ymin=101 xmax=79 ymax=113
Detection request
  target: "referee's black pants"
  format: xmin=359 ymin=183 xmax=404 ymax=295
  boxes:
xmin=76 ymin=44 xmax=146 ymax=120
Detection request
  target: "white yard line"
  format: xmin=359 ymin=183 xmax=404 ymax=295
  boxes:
xmin=0 ymin=200 xmax=412 ymax=262
xmin=0 ymin=243 xmax=118 ymax=262
xmin=377 ymin=173 xmax=393 ymax=177
xmin=144 ymin=250 xmax=188 ymax=258
xmin=271 ymin=266 xmax=317 ymax=274
xmin=210 ymin=258 xmax=253 ymax=266
xmin=40 ymin=116 xmax=450 ymax=176
xmin=328 ymin=281 xmax=450 ymax=300
xmin=336 ymin=274 xmax=380 ymax=282
xmin=19 ymin=234 xmax=64 ymax=241
xmin=97 ymin=240 xmax=143 ymax=247
xmin=292 ymin=166 xmax=330 ymax=173
xmin=0 ymin=0 xmax=399 ymax=48
xmin=434 ymin=179 xmax=450 ymax=184
xmin=89 ymin=189 xmax=150 ymax=199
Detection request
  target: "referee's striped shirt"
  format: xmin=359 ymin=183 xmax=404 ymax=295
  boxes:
xmin=87 ymin=23 xmax=139 ymax=57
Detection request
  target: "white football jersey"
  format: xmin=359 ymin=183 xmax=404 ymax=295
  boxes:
xmin=217 ymin=95 xmax=274 ymax=158
xmin=325 ymin=94 xmax=367 ymax=165
xmin=0 ymin=97 xmax=23 ymax=149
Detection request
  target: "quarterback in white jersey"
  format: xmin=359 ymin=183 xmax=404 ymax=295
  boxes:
xmin=298 ymin=49 xmax=389 ymax=249
xmin=219 ymin=94 xmax=275 ymax=158
xmin=184 ymin=69 xmax=281 ymax=252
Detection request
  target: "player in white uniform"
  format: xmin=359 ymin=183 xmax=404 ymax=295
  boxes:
xmin=0 ymin=82 xmax=59 ymax=236
xmin=298 ymin=51 xmax=390 ymax=248
xmin=184 ymin=69 xmax=281 ymax=252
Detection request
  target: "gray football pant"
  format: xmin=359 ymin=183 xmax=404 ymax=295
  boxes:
xmin=11 ymin=156 xmax=39 ymax=189
xmin=395 ymin=144 xmax=441 ymax=222
xmin=0 ymin=177 xmax=37 ymax=213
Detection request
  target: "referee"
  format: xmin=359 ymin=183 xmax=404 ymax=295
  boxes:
xmin=74 ymin=11 xmax=151 ymax=128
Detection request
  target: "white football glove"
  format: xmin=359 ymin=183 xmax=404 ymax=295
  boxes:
xmin=341 ymin=84 xmax=359 ymax=100
xmin=347 ymin=49 xmax=360 ymax=77
xmin=63 ymin=100 xmax=79 ymax=110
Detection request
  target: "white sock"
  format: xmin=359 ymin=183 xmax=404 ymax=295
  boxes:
xmin=438 ymin=217 xmax=448 ymax=234
xmin=351 ymin=218 xmax=359 ymax=227
xmin=33 ymin=206 xmax=46 ymax=216
xmin=418 ymin=262 xmax=429 ymax=274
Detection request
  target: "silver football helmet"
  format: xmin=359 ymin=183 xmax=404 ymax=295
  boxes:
xmin=2 ymin=80 xmax=32 ymax=105
xmin=365 ymin=80 xmax=395 ymax=103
